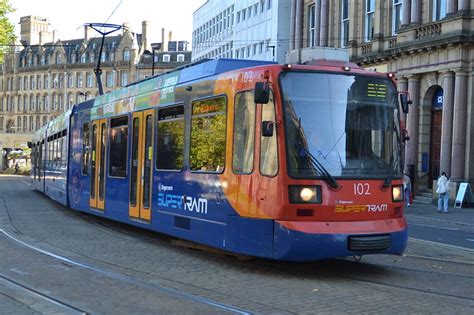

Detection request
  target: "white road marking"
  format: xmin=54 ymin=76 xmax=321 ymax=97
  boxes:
xmin=409 ymin=223 xmax=460 ymax=231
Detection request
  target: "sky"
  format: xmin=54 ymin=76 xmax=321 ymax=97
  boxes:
xmin=8 ymin=0 xmax=206 ymax=45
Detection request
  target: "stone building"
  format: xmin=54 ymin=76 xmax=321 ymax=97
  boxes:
xmin=286 ymin=0 xmax=473 ymax=194
xmin=0 ymin=16 xmax=191 ymax=169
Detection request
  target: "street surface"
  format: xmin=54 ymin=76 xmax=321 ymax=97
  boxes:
xmin=1 ymin=175 xmax=473 ymax=314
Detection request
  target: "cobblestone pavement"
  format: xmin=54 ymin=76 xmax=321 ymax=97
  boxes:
xmin=1 ymin=175 xmax=473 ymax=314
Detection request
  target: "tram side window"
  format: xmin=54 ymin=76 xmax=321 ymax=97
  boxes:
xmin=61 ymin=130 xmax=67 ymax=167
xmin=233 ymin=91 xmax=256 ymax=174
xmin=82 ymin=122 xmax=90 ymax=175
xmin=190 ymin=96 xmax=226 ymax=172
xmin=260 ymin=90 xmax=278 ymax=176
xmin=32 ymin=144 xmax=37 ymax=179
xmin=109 ymin=116 xmax=128 ymax=178
xmin=156 ymin=105 xmax=184 ymax=170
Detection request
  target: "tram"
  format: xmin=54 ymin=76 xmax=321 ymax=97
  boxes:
xmin=31 ymin=58 xmax=410 ymax=261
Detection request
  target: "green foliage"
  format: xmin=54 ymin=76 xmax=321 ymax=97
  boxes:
xmin=190 ymin=106 xmax=226 ymax=172
xmin=0 ymin=0 xmax=16 ymax=63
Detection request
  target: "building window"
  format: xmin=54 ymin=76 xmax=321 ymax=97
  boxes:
xmin=86 ymin=72 xmax=93 ymax=88
xmin=309 ymin=4 xmax=316 ymax=47
xmin=392 ymin=0 xmax=403 ymax=35
xmin=121 ymin=71 xmax=128 ymax=86
xmin=365 ymin=0 xmax=375 ymax=42
xmin=106 ymin=71 xmax=114 ymax=88
xmin=190 ymin=96 xmax=226 ymax=172
xmin=77 ymin=73 xmax=83 ymax=88
xmin=177 ymin=54 xmax=185 ymax=62
xmin=123 ymin=48 xmax=130 ymax=61
xmin=68 ymin=74 xmax=74 ymax=88
xmin=267 ymin=0 xmax=272 ymax=10
xmin=109 ymin=116 xmax=128 ymax=178
xmin=81 ymin=54 xmax=86 ymax=63
xmin=233 ymin=91 xmax=256 ymax=174
xmin=433 ymin=0 xmax=447 ymax=21
xmin=341 ymin=0 xmax=350 ymax=47
xmin=163 ymin=54 xmax=170 ymax=62
xmin=55 ymin=53 xmax=62 ymax=64
xmin=156 ymin=106 xmax=185 ymax=170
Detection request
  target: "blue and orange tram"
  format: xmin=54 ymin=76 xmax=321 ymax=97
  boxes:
xmin=31 ymin=58 xmax=409 ymax=261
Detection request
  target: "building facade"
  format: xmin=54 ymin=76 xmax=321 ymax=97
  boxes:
xmin=192 ymin=0 xmax=291 ymax=62
xmin=287 ymin=0 xmax=473 ymax=194
xmin=0 ymin=16 xmax=191 ymax=169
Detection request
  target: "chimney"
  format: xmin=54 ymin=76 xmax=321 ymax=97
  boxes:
xmin=123 ymin=22 xmax=130 ymax=35
xmin=168 ymin=31 xmax=172 ymax=42
xmin=52 ymin=30 xmax=59 ymax=42
xmin=84 ymin=25 xmax=91 ymax=41
xmin=141 ymin=21 xmax=150 ymax=51
xmin=161 ymin=28 xmax=165 ymax=51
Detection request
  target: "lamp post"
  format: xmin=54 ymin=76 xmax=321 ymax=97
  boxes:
xmin=143 ymin=44 xmax=160 ymax=77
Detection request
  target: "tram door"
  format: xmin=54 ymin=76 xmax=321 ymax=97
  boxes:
xmin=129 ymin=110 xmax=154 ymax=221
xmin=90 ymin=119 xmax=107 ymax=210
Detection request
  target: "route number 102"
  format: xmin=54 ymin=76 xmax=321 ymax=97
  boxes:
xmin=354 ymin=183 xmax=371 ymax=195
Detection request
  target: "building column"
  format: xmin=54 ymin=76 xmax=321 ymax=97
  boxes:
xmin=458 ymin=0 xmax=470 ymax=10
xmin=410 ymin=0 xmax=420 ymax=24
xmin=289 ymin=0 xmax=296 ymax=50
xmin=314 ymin=0 xmax=321 ymax=46
xmin=405 ymin=76 xmax=420 ymax=171
xmin=450 ymin=70 xmax=469 ymax=181
xmin=295 ymin=0 xmax=303 ymax=49
xmin=439 ymin=71 xmax=455 ymax=175
xmin=447 ymin=0 xmax=458 ymax=14
xmin=397 ymin=77 xmax=408 ymax=126
xmin=320 ymin=0 xmax=329 ymax=47
xmin=401 ymin=0 xmax=411 ymax=26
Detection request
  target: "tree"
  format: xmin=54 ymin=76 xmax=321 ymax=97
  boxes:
xmin=0 ymin=0 xmax=15 ymax=63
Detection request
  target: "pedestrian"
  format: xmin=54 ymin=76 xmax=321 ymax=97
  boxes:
xmin=436 ymin=171 xmax=450 ymax=213
xmin=403 ymin=171 xmax=411 ymax=207
xmin=14 ymin=162 xmax=19 ymax=175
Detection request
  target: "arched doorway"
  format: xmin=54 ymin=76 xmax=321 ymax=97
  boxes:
xmin=429 ymin=87 xmax=443 ymax=188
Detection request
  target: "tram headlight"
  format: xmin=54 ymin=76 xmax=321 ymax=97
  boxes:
xmin=289 ymin=186 xmax=322 ymax=204
xmin=392 ymin=185 xmax=404 ymax=202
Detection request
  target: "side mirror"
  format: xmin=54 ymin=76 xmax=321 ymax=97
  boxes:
xmin=399 ymin=93 xmax=412 ymax=114
xmin=254 ymin=82 xmax=269 ymax=104
xmin=262 ymin=121 xmax=274 ymax=137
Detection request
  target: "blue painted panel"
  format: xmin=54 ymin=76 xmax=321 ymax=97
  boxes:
xmin=422 ymin=153 xmax=429 ymax=173
xmin=273 ymin=224 xmax=408 ymax=261
xmin=225 ymin=216 xmax=274 ymax=257
xmin=432 ymin=88 xmax=443 ymax=109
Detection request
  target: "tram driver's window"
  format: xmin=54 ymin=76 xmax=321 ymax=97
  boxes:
xmin=260 ymin=90 xmax=278 ymax=176
xmin=233 ymin=91 xmax=256 ymax=174
xmin=156 ymin=105 xmax=184 ymax=170
xmin=108 ymin=116 xmax=128 ymax=178
xmin=190 ymin=96 xmax=226 ymax=172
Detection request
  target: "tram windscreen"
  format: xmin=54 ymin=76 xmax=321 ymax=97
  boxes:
xmin=280 ymin=72 xmax=402 ymax=179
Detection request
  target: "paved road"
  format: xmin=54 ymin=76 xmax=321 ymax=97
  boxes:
xmin=405 ymin=200 xmax=474 ymax=250
xmin=1 ymin=175 xmax=473 ymax=314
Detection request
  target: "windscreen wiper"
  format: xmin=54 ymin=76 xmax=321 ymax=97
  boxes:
xmin=382 ymin=157 xmax=400 ymax=188
xmin=297 ymin=143 xmax=340 ymax=189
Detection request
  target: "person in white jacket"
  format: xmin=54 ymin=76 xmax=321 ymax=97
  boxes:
xmin=436 ymin=172 xmax=450 ymax=213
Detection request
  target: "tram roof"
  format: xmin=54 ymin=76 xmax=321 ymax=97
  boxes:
xmin=92 ymin=58 xmax=276 ymax=107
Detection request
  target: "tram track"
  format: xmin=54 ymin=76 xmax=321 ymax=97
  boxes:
xmin=0 ymin=274 xmax=89 ymax=314
xmin=2 ymin=180 xmax=473 ymax=312
xmin=79 ymin=214 xmax=474 ymax=303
